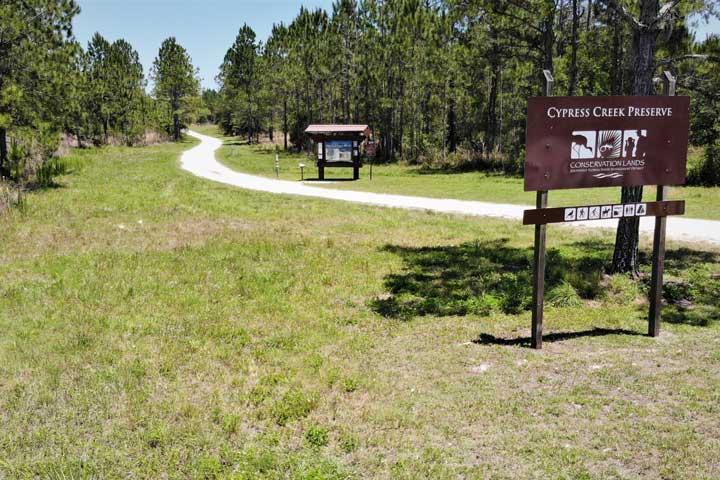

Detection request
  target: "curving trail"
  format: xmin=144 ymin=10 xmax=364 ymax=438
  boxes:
xmin=181 ymin=130 xmax=720 ymax=245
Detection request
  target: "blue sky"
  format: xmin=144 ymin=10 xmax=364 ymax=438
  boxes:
xmin=74 ymin=1 xmax=718 ymax=91
xmin=74 ymin=0 xmax=334 ymax=90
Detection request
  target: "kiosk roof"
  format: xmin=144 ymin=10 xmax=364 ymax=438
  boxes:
xmin=305 ymin=124 xmax=370 ymax=135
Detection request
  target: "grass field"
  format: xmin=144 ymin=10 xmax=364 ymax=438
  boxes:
xmin=1 ymin=131 xmax=719 ymax=478
xmin=191 ymin=124 xmax=720 ymax=222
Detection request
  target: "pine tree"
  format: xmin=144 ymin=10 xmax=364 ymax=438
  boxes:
xmin=0 ymin=0 xmax=80 ymax=177
xmin=217 ymin=24 xmax=268 ymax=142
xmin=152 ymin=37 xmax=199 ymax=141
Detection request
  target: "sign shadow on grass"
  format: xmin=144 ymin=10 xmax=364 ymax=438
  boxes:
xmin=371 ymin=238 xmax=719 ymax=334
xmin=473 ymin=328 xmax=643 ymax=347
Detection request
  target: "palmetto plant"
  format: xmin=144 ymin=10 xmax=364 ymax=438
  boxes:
xmin=598 ymin=130 xmax=622 ymax=158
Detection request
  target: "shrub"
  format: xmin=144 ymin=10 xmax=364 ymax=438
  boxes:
xmin=222 ymin=414 xmax=240 ymax=434
xmin=339 ymin=432 xmax=359 ymax=453
xmin=601 ymin=275 xmax=641 ymax=305
xmin=662 ymin=279 xmax=694 ymax=304
xmin=341 ymin=377 xmax=359 ymax=393
xmin=5 ymin=127 xmax=65 ymax=187
xmin=0 ymin=180 xmax=24 ymax=214
xmin=305 ymin=425 xmax=329 ymax=448
xmin=547 ymin=281 xmax=583 ymax=308
xmin=271 ymin=389 xmax=317 ymax=426
xmin=465 ymin=293 xmax=502 ymax=316
xmin=689 ymin=139 xmax=720 ymax=186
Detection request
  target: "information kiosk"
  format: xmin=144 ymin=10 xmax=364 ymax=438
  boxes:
xmin=305 ymin=124 xmax=371 ymax=180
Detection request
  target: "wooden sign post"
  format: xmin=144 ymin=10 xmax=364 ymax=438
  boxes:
xmin=525 ymin=71 xmax=689 ymax=349
xmin=649 ymin=71 xmax=676 ymax=337
xmin=531 ymin=70 xmax=554 ymax=349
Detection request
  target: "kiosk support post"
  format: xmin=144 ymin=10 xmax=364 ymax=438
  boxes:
xmin=648 ymin=71 xmax=675 ymax=337
xmin=319 ymin=142 xmax=326 ymax=180
xmin=531 ymin=69 xmax=554 ymax=350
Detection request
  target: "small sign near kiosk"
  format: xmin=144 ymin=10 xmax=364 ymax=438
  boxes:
xmin=305 ymin=124 xmax=372 ymax=180
xmin=524 ymin=71 xmax=690 ymax=349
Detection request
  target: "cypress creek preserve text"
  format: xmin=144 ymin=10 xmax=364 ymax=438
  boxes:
xmin=546 ymin=106 xmax=674 ymax=119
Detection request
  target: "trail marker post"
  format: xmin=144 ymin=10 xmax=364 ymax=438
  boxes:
xmin=366 ymin=140 xmax=377 ymax=181
xmin=524 ymin=71 xmax=689 ymax=349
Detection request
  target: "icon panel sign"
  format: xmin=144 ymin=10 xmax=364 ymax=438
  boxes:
xmin=525 ymin=200 xmax=684 ymax=225
xmin=564 ymin=203 xmax=648 ymax=222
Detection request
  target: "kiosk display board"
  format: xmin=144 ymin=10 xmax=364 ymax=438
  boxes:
xmin=325 ymin=140 xmax=353 ymax=162
xmin=525 ymin=96 xmax=690 ymax=191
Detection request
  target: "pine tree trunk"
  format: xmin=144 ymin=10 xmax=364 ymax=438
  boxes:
xmin=610 ymin=9 xmax=624 ymax=95
xmin=586 ymin=0 xmax=592 ymax=31
xmin=343 ymin=71 xmax=350 ymax=122
xmin=398 ymin=81 xmax=404 ymax=158
xmin=447 ymin=92 xmax=457 ymax=154
xmin=0 ymin=127 xmax=7 ymax=176
xmin=611 ymin=0 xmax=659 ymax=275
xmin=568 ymin=0 xmax=579 ymax=96
xmin=486 ymin=57 xmax=501 ymax=158
xmin=173 ymin=112 xmax=180 ymax=141
xmin=283 ymin=98 xmax=288 ymax=151
xmin=542 ymin=8 xmax=555 ymax=74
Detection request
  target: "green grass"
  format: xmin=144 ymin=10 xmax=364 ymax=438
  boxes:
xmin=1 ymin=130 xmax=720 ymax=478
xmin=194 ymin=124 xmax=720 ymax=221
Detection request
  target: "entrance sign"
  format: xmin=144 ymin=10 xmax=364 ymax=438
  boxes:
xmin=525 ymin=96 xmax=690 ymax=191
xmin=524 ymin=71 xmax=687 ymax=349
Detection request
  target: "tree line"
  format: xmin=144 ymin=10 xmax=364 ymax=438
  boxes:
xmin=0 ymin=0 xmax=203 ymax=186
xmin=3 ymin=0 xmax=720 ymax=275
xmin=212 ymin=0 xmax=719 ymax=174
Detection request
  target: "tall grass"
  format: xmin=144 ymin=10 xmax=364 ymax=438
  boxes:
xmin=0 ymin=180 xmax=24 ymax=213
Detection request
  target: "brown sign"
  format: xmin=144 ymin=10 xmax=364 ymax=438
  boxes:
xmin=523 ymin=200 xmax=685 ymax=225
xmin=524 ymin=96 xmax=690 ymax=191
